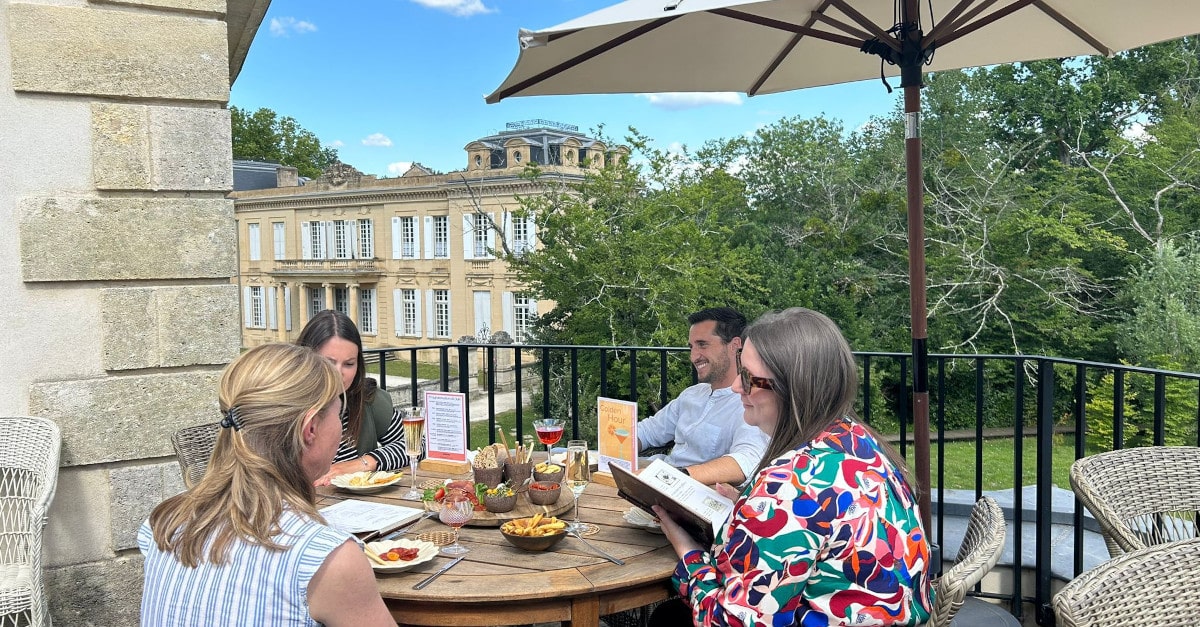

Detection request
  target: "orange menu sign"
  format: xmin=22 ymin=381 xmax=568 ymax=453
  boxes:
xmin=597 ymin=397 xmax=638 ymax=473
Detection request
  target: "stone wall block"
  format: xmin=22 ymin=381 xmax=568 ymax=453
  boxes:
xmin=110 ymin=463 xmax=186 ymax=551
xmin=149 ymin=107 xmax=233 ymax=191
xmin=92 ymin=103 xmax=152 ymax=190
xmin=20 ymin=196 xmax=236 ymax=282
xmin=92 ymin=0 xmax=226 ymax=14
xmin=101 ymin=286 xmax=240 ymax=370
xmin=9 ymin=4 xmax=228 ymax=102
xmin=46 ymin=556 xmax=143 ymax=627
xmin=29 ymin=371 xmax=222 ymax=466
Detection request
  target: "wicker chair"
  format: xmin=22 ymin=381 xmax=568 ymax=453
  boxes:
xmin=171 ymin=422 xmax=220 ymax=488
xmin=928 ymin=496 xmax=1007 ymax=627
xmin=1070 ymin=446 xmax=1200 ymax=558
xmin=0 ymin=416 xmax=61 ymax=627
xmin=1053 ymin=537 xmax=1200 ymax=626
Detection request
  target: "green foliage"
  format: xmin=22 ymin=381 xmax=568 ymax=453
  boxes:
xmin=1085 ymin=359 xmax=1199 ymax=451
xmin=230 ymin=106 xmax=339 ymax=178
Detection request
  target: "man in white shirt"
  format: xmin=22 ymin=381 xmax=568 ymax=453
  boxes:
xmin=637 ymin=307 xmax=769 ymax=486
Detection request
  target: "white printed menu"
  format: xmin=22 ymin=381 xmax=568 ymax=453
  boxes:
xmin=423 ymin=390 xmax=467 ymax=462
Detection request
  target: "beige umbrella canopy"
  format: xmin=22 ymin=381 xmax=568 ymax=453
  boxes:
xmin=487 ymin=0 xmax=1200 ymax=531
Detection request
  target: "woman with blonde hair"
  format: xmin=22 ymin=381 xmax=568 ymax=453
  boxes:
xmin=139 ymin=343 xmax=393 ymax=626
xmin=653 ymin=308 xmax=934 ymax=626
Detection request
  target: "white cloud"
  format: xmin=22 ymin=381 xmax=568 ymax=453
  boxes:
xmin=329 ymin=140 xmax=344 ymax=148
xmin=361 ymin=133 xmax=393 ymax=147
xmin=1122 ymin=121 xmax=1155 ymax=146
xmin=387 ymin=161 xmax=414 ymax=175
xmin=269 ymin=17 xmax=317 ymax=37
xmin=639 ymin=92 xmax=742 ymax=110
xmin=409 ymin=0 xmax=494 ymax=17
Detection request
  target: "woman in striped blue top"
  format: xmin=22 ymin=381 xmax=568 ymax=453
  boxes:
xmin=298 ymin=310 xmax=410 ymax=486
xmin=139 ymin=343 xmax=394 ymax=626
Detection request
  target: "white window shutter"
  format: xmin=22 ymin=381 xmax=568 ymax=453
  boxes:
xmin=392 ymin=217 xmax=402 ymax=259
xmin=243 ymin=287 xmax=253 ymax=328
xmin=322 ymin=221 xmax=334 ymax=259
xmin=425 ymin=289 xmax=434 ymax=338
xmin=423 ymin=216 xmax=434 ymax=260
xmin=462 ymin=214 xmax=474 ymax=260
xmin=411 ymin=218 xmax=421 ymax=258
xmin=284 ymin=286 xmax=292 ymax=331
xmin=528 ymin=215 xmax=538 ymax=249
xmin=392 ymin=289 xmax=402 ymax=336
xmin=487 ymin=212 xmax=497 ymax=258
xmin=267 ymin=287 xmax=278 ymax=330
xmin=301 ymin=222 xmax=312 ymax=260
xmin=502 ymin=291 xmax=515 ymax=336
xmin=445 ymin=291 xmax=452 ymax=336
xmin=502 ymin=212 xmax=513 ymax=254
xmin=414 ymin=290 xmax=423 ymax=336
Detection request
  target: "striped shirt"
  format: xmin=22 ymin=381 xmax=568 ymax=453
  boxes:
xmin=139 ymin=509 xmax=353 ymax=626
xmin=332 ymin=406 xmax=411 ymax=470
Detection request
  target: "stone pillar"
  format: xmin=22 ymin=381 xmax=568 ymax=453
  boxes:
xmin=2 ymin=1 xmax=266 ymax=623
xmin=323 ymin=282 xmax=334 ymax=313
xmin=274 ymin=281 xmax=287 ymax=342
xmin=349 ymin=282 xmax=360 ymax=325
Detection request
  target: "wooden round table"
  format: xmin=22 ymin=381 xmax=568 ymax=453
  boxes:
xmin=318 ymin=462 xmax=679 ymax=627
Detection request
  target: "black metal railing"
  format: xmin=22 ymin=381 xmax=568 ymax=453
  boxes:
xmin=365 ymin=343 xmax=1200 ymax=626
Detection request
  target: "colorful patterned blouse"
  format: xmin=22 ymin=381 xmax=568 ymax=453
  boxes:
xmin=673 ymin=417 xmax=934 ymax=626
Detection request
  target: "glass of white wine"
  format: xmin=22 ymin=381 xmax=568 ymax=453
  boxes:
xmin=402 ymin=405 xmax=425 ymax=500
xmin=565 ymin=439 xmax=594 ymax=533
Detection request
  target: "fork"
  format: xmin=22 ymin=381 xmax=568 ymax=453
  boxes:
xmin=569 ymin=529 xmax=625 ymax=565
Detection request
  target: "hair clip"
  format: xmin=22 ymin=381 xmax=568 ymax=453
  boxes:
xmin=220 ymin=406 xmax=243 ymax=431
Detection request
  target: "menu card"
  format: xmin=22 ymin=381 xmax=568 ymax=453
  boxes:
xmin=597 ymin=397 xmax=638 ymax=473
xmin=423 ymin=391 xmax=467 ymax=463
xmin=319 ymin=499 xmax=425 ymax=536
xmin=610 ymin=459 xmax=734 ymax=545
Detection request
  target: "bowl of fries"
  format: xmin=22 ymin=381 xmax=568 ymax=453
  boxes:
xmin=330 ymin=470 xmax=404 ymax=494
xmin=499 ymin=514 xmax=568 ymax=551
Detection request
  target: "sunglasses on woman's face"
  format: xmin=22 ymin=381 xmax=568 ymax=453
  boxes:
xmin=736 ymin=351 xmax=774 ymax=392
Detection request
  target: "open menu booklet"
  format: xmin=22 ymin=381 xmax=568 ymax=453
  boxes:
xmin=610 ymin=459 xmax=734 ymax=545
xmin=319 ymin=499 xmax=425 ymax=537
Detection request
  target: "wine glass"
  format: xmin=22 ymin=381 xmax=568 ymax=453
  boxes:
xmin=438 ymin=493 xmax=473 ymax=556
xmin=565 ymin=439 xmax=594 ymax=533
xmin=402 ymin=406 xmax=425 ymax=500
xmin=532 ymin=418 xmax=565 ymax=461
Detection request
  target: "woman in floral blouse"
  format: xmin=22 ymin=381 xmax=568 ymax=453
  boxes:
xmin=652 ymin=308 xmax=935 ymax=626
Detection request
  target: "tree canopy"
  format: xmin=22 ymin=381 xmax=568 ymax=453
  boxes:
xmin=230 ymin=106 xmax=339 ymax=178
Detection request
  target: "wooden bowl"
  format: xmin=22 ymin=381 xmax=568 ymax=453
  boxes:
xmin=484 ymin=492 xmax=517 ymax=513
xmin=500 ymin=526 xmax=567 ymax=551
xmin=533 ymin=462 xmax=565 ymax=484
xmin=527 ymin=481 xmax=561 ymax=505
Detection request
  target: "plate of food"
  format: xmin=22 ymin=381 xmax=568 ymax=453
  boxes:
xmin=364 ymin=538 xmax=439 ymax=572
xmin=623 ymin=506 xmax=663 ymax=534
xmin=331 ymin=470 xmax=404 ymax=494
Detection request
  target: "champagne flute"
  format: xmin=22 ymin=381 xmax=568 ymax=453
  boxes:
xmin=438 ymin=493 xmax=473 ymax=555
xmin=565 ymin=439 xmax=593 ymax=533
xmin=402 ymin=406 xmax=425 ymax=500
xmin=532 ymin=418 xmax=565 ymax=461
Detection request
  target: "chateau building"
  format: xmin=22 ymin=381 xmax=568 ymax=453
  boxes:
xmin=231 ymin=120 xmax=626 ymax=348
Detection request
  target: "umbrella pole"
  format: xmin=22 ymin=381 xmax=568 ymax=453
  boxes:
xmin=900 ymin=0 xmax=932 ymax=537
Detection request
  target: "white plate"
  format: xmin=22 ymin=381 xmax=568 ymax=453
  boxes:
xmin=365 ymin=538 xmax=439 ymax=572
xmin=331 ymin=470 xmax=405 ymax=494
xmin=623 ymin=506 xmax=663 ymax=534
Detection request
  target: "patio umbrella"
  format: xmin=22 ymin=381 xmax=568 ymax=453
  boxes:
xmin=486 ymin=0 xmax=1200 ymax=531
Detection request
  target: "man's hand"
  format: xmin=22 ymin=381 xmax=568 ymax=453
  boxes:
xmin=683 ymin=456 xmax=746 ymax=487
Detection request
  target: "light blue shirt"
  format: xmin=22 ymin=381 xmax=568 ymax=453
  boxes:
xmin=636 ymin=383 xmax=769 ymax=482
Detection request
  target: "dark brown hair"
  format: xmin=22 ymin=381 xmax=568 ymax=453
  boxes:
xmin=296 ymin=310 xmax=365 ymax=445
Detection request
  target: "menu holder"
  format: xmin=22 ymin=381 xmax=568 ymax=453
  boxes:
xmin=609 ymin=460 xmax=734 ymax=546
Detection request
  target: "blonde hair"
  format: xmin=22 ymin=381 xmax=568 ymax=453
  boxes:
xmin=148 ymin=343 xmax=342 ymax=567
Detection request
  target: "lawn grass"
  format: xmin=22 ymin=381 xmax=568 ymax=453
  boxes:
xmin=468 ymin=409 xmax=1079 ymax=491
xmin=364 ymin=358 xmax=452 ymax=381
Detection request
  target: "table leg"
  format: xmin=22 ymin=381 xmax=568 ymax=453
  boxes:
xmin=566 ymin=595 xmax=600 ymax=627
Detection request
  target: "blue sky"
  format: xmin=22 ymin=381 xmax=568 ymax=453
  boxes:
xmin=230 ymin=0 xmax=904 ymax=177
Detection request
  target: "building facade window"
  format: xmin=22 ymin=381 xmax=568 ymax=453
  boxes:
xmin=512 ymin=217 xmax=532 ymax=255
xmin=309 ymin=287 xmax=325 ymax=318
xmin=401 ymin=217 xmax=418 ymax=258
xmin=434 ymin=289 xmax=451 ymax=338
xmin=334 ymin=220 xmax=353 ymax=259
xmin=334 ymin=287 xmax=350 ymax=315
xmin=472 ymin=215 xmax=489 ymax=258
xmin=272 ymin=222 xmax=286 ymax=260
xmin=514 ymin=295 xmax=536 ymax=343
xmin=247 ymin=223 xmax=261 ymax=261
xmin=433 ymin=216 xmax=450 ymax=258
xmin=401 ymin=289 xmax=419 ymax=336
xmin=247 ymin=286 xmax=265 ymax=328
xmin=303 ymin=221 xmax=327 ymax=259
xmin=359 ymin=288 xmax=376 ymax=334
xmin=358 ymin=218 xmax=374 ymax=258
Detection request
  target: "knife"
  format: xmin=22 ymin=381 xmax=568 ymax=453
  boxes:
xmin=412 ymin=554 xmax=467 ymax=590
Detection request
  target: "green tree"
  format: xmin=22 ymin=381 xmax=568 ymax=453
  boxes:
xmin=230 ymin=106 xmax=339 ymax=178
